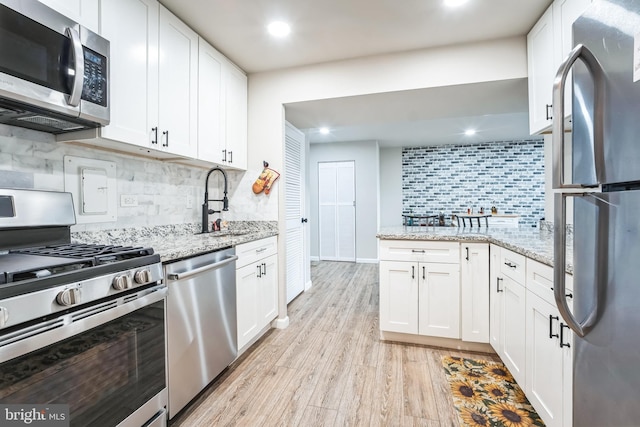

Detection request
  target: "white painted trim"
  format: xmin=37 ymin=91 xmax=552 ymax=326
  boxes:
xmin=379 ymin=330 xmax=496 ymax=354
xmin=272 ymin=316 xmax=290 ymax=329
xmin=310 ymin=256 xmax=320 ymax=262
xmin=304 ymin=279 xmax=313 ymax=291
xmin=356 ymin=258 xmax=379 ymax=264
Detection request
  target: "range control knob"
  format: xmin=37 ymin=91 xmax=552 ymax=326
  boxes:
xmin=112 ymin=274 xmax=133 ymax=291
xmin=0 ymin=307 xmax=8 ymax=328
xmin=56 ymin=288 xmax=79 ymax=306
xmin=134 ymin=269 xmax=152 ymax=284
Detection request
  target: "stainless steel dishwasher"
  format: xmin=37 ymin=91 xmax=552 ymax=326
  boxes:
xmin=165 ymin=247 xmax=238 ymax=419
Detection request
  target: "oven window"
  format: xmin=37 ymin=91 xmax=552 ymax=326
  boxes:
xmin=0 ymin=300 xmax=165 ymax=427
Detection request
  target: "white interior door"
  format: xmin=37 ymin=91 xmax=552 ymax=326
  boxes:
xmin=318 ymin=161 xmax=355 ymax=261
xmin=284 ymin=122 xmax=306 ymax=303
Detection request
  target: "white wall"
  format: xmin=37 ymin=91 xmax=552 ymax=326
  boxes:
xmin=379 ymin=147 xmax=403 ymax=227
xmin=309 ymin=141 xmax=379 ymax=262
xmin=248 ymin=36 xmax=528 ymax=324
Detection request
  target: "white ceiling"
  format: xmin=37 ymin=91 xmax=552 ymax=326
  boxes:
xmin=159 ymin=0 xmax=553 ymax=146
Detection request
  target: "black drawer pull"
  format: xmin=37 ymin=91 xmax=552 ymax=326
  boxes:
xmin=504 ymin=261 xmax=517 ymax=268
xmin=411 ymin=249 xmax=426 ymax=253
xmin=560 ymin=323 xmax=571 ymax=348
xmin=549 ymin=315 xmax=559 ymax=339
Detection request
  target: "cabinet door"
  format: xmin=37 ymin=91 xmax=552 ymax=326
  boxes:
xmin=236 ymin=262 xmax=259 ymax=350
xmin=489 ymin=245 xmax=503 ymax=352
xmin=197 ymin=38 xmax=225 ymax=164
xmin=100 ymin=0 xmax=159 ymax=148
xmin=258 ymin=254 xmax=278 ymax=328
xmin=38 ymin=0 xmax=99 ymax=33
xmin=419 ymin=262 xmax=460 ymax=339
xmin=527 ymin=5 xmax=555 ymax=135
xmin=223 ymin=63 xmax=248 ymax=170
xmin=526 ymin=290 xmax=564 ymax=427
xmin=379 ymin=261 xmax=418 ymax=334
xmin=461 ymin=243 xmax=489 ymax=343
xmin=502 ymin=277 xmax=526 ymax=386
xmin=158 ymin=6 xmax=198 ymax=158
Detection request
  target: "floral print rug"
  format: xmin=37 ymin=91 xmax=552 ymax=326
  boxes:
xmin=441 ymin=356 xmax=545 ymax=427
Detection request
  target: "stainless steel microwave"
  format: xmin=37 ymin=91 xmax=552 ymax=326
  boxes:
xmin=0 ymin=0 xmax=109 ymax=134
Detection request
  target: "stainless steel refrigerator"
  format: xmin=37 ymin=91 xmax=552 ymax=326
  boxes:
xmin=552 ymin=1 xmax=640 ymax=426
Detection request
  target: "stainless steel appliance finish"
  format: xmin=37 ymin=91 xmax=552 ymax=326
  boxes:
xmin=552 ymin=1 xmax=640 ymax=425
xmin=0 ymin=188 xmax=166 ymax=427
xmin=165 ymin=247 xmax=238 ymax=419
xmin=0 ymin=0 xmax=109 ymax=133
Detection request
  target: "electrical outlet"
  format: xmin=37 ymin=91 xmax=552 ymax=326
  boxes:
xmin=186 ymin=195 xmax=193 ymax=209
xmin=120 ymin=195 xmax=138 ymax=207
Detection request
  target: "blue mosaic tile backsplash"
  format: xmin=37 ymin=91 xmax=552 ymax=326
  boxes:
xmin=402 ymin=139 xmax=545 ymax=227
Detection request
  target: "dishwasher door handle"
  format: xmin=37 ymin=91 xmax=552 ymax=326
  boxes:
xmin=167 ymin=255 xmax=238 ymax=281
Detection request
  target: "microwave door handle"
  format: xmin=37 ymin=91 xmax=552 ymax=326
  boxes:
xmin=65 ymin=27 xmax=84 ymax=107
xmin=552 ymin=43 xmax=605 ymax=189
xmin=553 ymin=192 xmax=599 ymax=338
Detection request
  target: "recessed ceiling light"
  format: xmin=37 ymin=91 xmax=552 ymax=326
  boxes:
xmin=267 ymin=21 xmax=291 ymax=38
xmin=444 ymin=0 xmax=469 ymax=7
xmin=319 ymin=127 xmax=330 ymax=135
xmin=464 ymin=129 xmax=476 ymax=136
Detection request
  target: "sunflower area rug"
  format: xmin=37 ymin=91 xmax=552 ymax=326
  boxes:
xmin=441 ymin=356 xmax=545 ymax=427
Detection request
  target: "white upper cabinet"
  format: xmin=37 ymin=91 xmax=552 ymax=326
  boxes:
xmin=99 ymin=0 xmax=159 ymax=149
xmin=38 ymin=0 xmax=99 ymax=33
xmin=527 ymin=5 xmax=555 ymax=135
xmin=158 ymin=6 xmax=198 ymax=158
xmin=527 ymin=0 xmax=592 ymax=135
xmin=197 ymin=39 xmax=248 ymax=170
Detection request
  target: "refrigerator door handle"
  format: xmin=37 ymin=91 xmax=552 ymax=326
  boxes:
xmin=552 ymin=43 xmax=606 ymax=189
xmin=554 ymin=192 xmax=598 ymax=338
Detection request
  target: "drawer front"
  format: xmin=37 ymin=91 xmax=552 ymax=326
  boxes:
xmin=500 ymin=248 xmax=526 ymax=284
xmin=487 ymin=216 xmax=519 ymax=228
xmin=236 ymin=236 xmax=278 ymax=268
xmin=526 ymin=258 xmax=574 ymax=306
xmin=379 ymin=240 xmax=460 ymax=264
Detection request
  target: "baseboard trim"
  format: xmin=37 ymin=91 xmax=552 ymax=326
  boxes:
xmin=272 ymin=316 xmax=290 ymax=329
xmin=356 ymin=258 xmax=379 ymax=264
xmin=304 ymin=279 xmax=313 ymax=291
xmin=380 ymin=330 xmax=496 ymax=354
xmin=310 ymin=256 xmax=319 ymax=262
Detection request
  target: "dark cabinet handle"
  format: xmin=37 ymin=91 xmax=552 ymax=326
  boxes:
xmin=565 ymin=292 xmax=573 ymax=299
xmin=162 ymin=130 xmax=169 ymax=147
xmin=222 ymin=149 xmax=227 ymax=162
xmin=465 ymin=247 xmax=469 ymax=261
xmin=412 ymin=266 xmax=415 ymax=279
xmin=261 ymin=262 xmax=266 ymax=276
xmin=496 ymin=277 xmax=504 ymax=293
xmin=151 ymin=127 xmax=158 ymax=144
xmin=257 ymin=264 xmax=262 ymax=278
xmin=549 ymin=315 xmax=560 ymax=339
xmin=560 ymin=323 xmax=571 ymax=348
xmin=504 ymin=261 xmax=516 ymax=268
xmin=229 ymin=151 xmax=233 ymax=163
xmin=546 ymin=103 xmax=553 ymax=120
xmin=422 ymin=266 xmax=425 ymax=280
xmin=411 ymin=249 xmax=425 ymax=253
xmin=301 ymin=218 xmax=308 ymax=223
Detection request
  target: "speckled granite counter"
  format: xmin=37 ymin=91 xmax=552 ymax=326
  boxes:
xmin=72 ymin=221 xmax=278 ymax=263
xmin=377 ymin=226 xmax=573 ymax=274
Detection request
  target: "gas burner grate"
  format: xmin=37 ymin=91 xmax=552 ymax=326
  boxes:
xmin=10 ymin=244 xmax=155 ymax=265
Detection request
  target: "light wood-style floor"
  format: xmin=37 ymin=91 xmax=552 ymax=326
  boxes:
xmin=171 ymin=261 xmax=500 ymax=427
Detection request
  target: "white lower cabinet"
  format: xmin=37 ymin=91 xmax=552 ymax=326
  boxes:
xmin=461 ymin=243 xmax=489 ymax=343
xmin=525 ymin=260 xmax=574 ymax=427
xmin=379 ymin=240 xmax=461 ymax=339
xmin=489 ymin=244 xmax=503 ymax=351
xmin=236 ymin=237 xmax=278 ymax=351
xmin=501 ymin=275 xmax=527 ymax=386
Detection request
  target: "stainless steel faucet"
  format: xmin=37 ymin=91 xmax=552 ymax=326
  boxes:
xmin=202 ymin=167 xmax=229 ymax=233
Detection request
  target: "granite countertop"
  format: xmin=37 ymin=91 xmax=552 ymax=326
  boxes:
xmin=377 ymin=226 xmax=573 ymax=274
xmin=72 ymin=221 xmax=278 ymax=264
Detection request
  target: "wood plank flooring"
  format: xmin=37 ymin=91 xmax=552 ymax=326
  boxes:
xmin=171 ymin=261 xmax=500 ymax=427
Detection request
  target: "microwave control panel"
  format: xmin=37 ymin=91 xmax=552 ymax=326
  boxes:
xmin=81 ymin=48 xmax=107 ymax=107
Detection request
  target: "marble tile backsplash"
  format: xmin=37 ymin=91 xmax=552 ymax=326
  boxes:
xmin=0 ymin=125 xmax=277 ymax=231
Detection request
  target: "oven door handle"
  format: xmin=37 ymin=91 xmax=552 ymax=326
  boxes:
xmin=166 ymin=255 xmax=238 ymax=281
xmin=0 ymin=286 xmax=167 ymax=363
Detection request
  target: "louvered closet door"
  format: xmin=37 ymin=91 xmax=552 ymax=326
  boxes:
xmin=318 ymin=161 xmax=355 ymax=261
xmin=284 ymin=122 xmax=306 ymax=303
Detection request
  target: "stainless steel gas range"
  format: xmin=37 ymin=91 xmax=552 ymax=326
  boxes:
xmin=0 ymin=188 xmax=167 ymax=427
